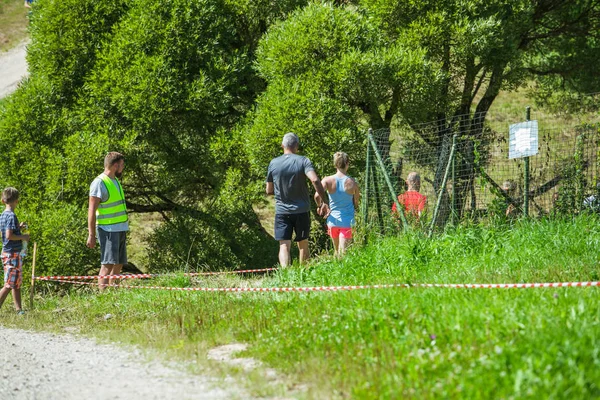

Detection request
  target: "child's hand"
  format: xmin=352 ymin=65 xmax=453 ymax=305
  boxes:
xmin=22 ymin=234 xmax=30 ymax=242
xmin=19 ymin=222 xmax=27 ymax=229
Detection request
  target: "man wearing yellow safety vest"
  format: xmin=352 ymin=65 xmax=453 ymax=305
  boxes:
xmin=86 ymin=152 xmax=128 ymax=290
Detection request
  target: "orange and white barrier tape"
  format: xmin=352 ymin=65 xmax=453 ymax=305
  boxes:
xmin=42 ymin=279 xmax=600 ymax=292
xmin=35 ymin=267 xmax=278 ymax=281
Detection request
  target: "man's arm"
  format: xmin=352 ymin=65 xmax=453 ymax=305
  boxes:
xmin=265 ymin=162 xmax=275 ymax=195
xmin=307 ymin=170 xmax=328 ymax=205
xmin=308 ymin=172 xmax=329 ymax=217
xmin=314 ymin=177 xmax=330 ymax=205
xmin=266 ymin=182 xmax=274 ymax=195
xmin=87 ymin=196 xmax=101 ymax=248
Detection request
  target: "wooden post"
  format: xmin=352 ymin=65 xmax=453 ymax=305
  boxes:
xmin=29 ymin=242 xmax=37 ymax=310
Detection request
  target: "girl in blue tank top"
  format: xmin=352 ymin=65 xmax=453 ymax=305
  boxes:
xmin=315 ymin=152 xmax=360 ymax=257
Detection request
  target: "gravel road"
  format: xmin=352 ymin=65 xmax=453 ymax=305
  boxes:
xmin=0 ymin=326 xmax=248 ymax=400
xmin=0 ymin=41 xmax=28 ymax=99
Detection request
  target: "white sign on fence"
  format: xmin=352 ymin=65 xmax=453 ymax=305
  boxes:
xmin=509 ymin=120 xmax=538 ymax=159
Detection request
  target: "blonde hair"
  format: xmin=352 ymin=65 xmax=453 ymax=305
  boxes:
xmin=333 ymin=152 xmax=349 ymax=170
xmin=407 ymin=172 xmax=420 ymax=185
xmin=2 ymin=187 xmax=19 ymax=204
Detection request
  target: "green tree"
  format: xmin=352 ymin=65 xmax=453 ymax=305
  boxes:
xmin=245 ymin=3 xmax=439 ymax=176
xmin=248 ymin=0 xmax=600 ymax=223
xmin=0 ymin=0 xmax=306 ymax=273
xmin=363 ymin=0 xmax=600 ymax=216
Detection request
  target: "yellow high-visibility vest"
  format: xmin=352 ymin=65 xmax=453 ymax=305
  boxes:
xmin=96 ymin=173 xmax=128 ymax=226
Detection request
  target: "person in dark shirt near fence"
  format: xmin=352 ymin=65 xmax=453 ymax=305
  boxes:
xmin=266 ymin=133 xmax=329 ymax=267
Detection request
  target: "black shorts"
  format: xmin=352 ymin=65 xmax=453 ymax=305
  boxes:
xmin=274 ymin=212 xmax=310 ymax=242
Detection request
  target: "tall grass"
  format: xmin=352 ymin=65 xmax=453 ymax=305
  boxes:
xmin=3 ymin=216 xmax=600 ymax=398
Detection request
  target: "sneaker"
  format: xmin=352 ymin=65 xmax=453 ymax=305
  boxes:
xmin=16 ymin=310 xmax=25 ymax=315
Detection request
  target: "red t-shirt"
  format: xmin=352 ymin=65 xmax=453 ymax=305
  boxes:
xmin=392 ymin=191 xmax=427 ymax=216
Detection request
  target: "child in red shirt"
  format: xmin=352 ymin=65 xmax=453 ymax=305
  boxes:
xmin=392 ymin=172 xmax=427 ymax=218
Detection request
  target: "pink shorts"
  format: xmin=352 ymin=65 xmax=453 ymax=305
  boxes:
xmin=327 ymin=227 xmax=353 ymax=239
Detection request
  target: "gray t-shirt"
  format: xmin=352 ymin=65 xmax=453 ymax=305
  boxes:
xmin=266 ymin=154 xmax=315 ymax=214
xmin=89 ymin=177 xmax=129 ymax=232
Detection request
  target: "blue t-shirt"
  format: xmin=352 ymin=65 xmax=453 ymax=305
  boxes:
xmin=266 ymin=154 xmax=315 ymax=214
xmin=0 ymin=210 xmax=22 ymax=253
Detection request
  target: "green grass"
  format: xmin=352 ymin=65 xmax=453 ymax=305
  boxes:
xmin=0 ymin=0 xmax=29 ymax=52
xmin=3 ymin=216 xmax=600 ymax=398
xmin=488 ymin=88 xmax=600 ymax=131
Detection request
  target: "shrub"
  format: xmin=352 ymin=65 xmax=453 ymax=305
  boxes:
xmin=21 ymin=203 xmax=98 ymax=277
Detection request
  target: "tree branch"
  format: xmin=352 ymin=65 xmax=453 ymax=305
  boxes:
xmin=126 ymin=201 xmax=176 ymax=213
xmin=384 ymin=89 xmax=401 ymax=126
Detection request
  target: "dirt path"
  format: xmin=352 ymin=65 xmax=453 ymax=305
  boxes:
xmin=0 ymin=40 xmax=28 ymax=99
xmin=0 ymin=326 xmax=249 ymax=400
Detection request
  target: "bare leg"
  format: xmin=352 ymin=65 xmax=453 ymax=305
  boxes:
xmin=331 ymin=237 xmax=340 ymax=257
xmin=109 ymin=264 xmax=123 ymax=288
xmin=98 ymin=264 xmax=113 ymax=291
xmin=0 ymin=287 xmax=11 ymax=310
xmin=279 ymin=241 xmax=292 ymax=267
xmin=12 ymin=288 xmax=22 ymax=311
xmin=297 ymin=239 xmax=309 ymax=264
xmin=338 ymin=237 xmax=352 ymax=257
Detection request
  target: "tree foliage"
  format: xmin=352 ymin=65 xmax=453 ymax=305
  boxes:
xmin=0 ymin=0 xmax=598 ymax=273
xmin=245 ymin=4 xmax=439 ymax=172
xmin=0 ymin=0 xmax=304 ymax=273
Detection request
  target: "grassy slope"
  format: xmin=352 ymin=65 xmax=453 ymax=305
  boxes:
xmin=0 ymin=0 xmax=29 ymax=52
xmin=488 ymin=87 xmax=600 ymax=131
xmin=3 ymin=216 xmax=600 ymax=398
xmin=1 ymin=7 xmax=599 ymax=396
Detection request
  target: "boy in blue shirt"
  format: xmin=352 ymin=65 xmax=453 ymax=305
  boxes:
xmin=0 ymin=187 xmax=29 ymax=314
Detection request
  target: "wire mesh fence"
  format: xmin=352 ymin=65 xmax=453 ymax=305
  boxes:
xmin=362 ymin=109 xmax=600 ymax=234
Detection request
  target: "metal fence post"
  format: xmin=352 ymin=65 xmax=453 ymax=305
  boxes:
xmin=575 ymin=133 xmax=586 ymax=213
xmin=429 ymin=137 xmax=456 ymax=236
xmin=451 ymin=134 xmax=457 ymax=224
xmin=371 ymin=157 xmax=384 ymax=234
xmin=363 ymin=129 xmax=371 ymax=228
xmin=523 ymin=106 xmax=531 ymax=218
xmin=368 ymin=133 xmax=408 ymax=232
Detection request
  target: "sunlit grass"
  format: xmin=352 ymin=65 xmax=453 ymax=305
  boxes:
xmin=3 ymin=216 xmax=600 ymax=398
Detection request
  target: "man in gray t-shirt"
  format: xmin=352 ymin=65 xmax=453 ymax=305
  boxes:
xmin=266 ymin=133 xmax=329 ymax=267
xmin=87 ymin=152 xmax=129 ymax=290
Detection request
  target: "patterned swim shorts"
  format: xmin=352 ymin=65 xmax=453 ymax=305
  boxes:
xmin=2 ymin=252 xmax=23 ymax=289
